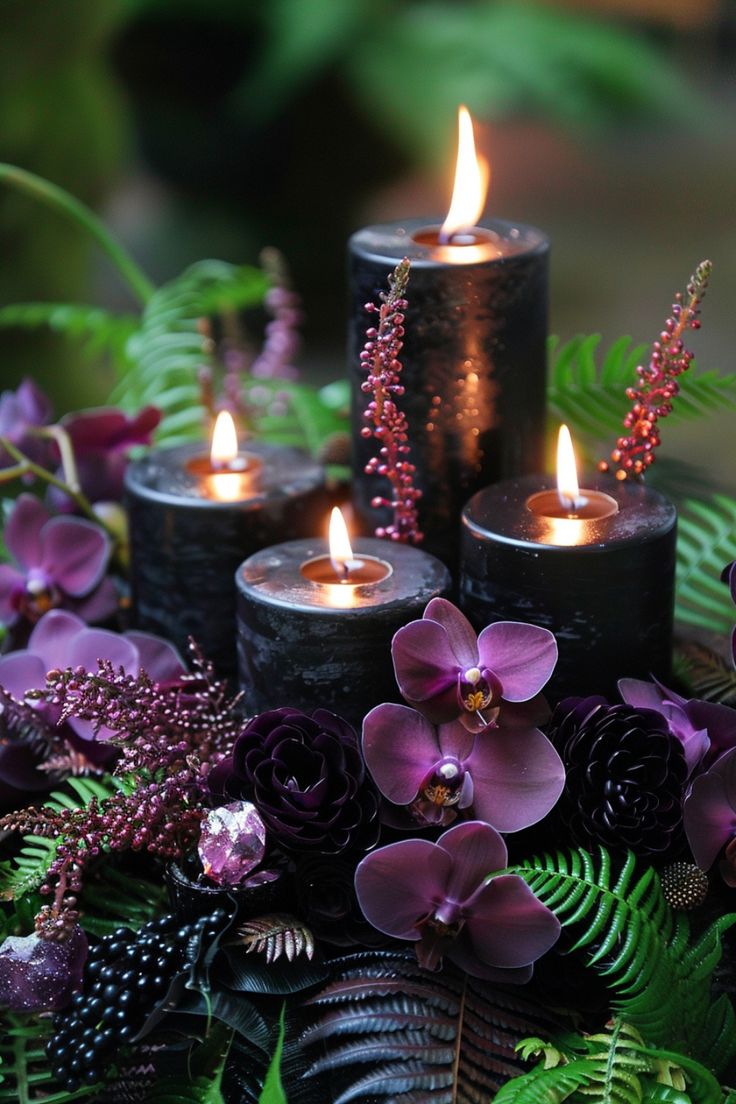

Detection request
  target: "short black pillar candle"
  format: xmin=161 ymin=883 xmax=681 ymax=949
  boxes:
xmin=460 ymin=475 xmax=677 ymax=704
xmin=348 ymin=218 xmax=549 ymax=568
xmin=125 ymin=442 xmax=325 ymax=677
xmin=236 ymin=538 xmax=451 ymax=727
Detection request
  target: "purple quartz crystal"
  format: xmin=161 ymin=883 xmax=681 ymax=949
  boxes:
xmin=0 ymin=926 xmax=87 ymax=1012
xmin=198 ymin=801 xmax=268 ymax=887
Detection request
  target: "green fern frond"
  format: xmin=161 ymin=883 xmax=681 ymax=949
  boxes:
xmin=0 ymin=1012 xmax=101 ymax=1103
xmin=675 ymin=494 xmax=736 ymax=634
xmin=0 ymin=302 xmax=137 ymax=373
xmin=547 ymin=335 xmax=736 ymax=444
xmin=512 ymin=848 xmax=736 ymax=1073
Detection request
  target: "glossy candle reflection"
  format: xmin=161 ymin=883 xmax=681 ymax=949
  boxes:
xmin=349 ymin=106 xmax=548 ymax=569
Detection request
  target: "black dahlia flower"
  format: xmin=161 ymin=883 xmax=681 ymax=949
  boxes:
xmin=214 ymin=707 xmax=379 ymax=854
xmin=550 ymin=696 xmax=687 ymax=857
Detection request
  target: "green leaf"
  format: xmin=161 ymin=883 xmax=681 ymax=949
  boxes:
xmin=675 ymin=494 xmax=736 ymax=634
xmin=0 ymin=1012 xmax=102 ymax=1103
xmin=512 ymin=848 xmax=736 ymax=1074
xmin=0 ymin=301 xmax=137 ymax=374
xmin=259 ymin=1005 xmax=288 ymax=1104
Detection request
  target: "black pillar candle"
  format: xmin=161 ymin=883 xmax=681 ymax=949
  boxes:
xmin=459 ymin=474 xmax=676 ymax=704
xmin=348 ymin=218 xmax=549 ymax=568
xmin=236 ymin=537 xmax=451 ymax=727
xmin=125 ymin=441 xmax=325 ymax=677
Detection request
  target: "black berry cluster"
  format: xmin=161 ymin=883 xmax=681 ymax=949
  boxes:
xmin=47 ymin=909 xmax=226 ymax=1092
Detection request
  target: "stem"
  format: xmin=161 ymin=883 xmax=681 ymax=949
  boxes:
xmin=0 ymin=163 xmax=155 ymax=306
xmin=32 ymin=426 xmax=81 ymax=493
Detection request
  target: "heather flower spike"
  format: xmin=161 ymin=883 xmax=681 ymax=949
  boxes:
xmin=363 ymin=703 xmax=564 ymax=831
xmin=391 ymin=598 xmax=557 ymax=732
xmin=0 ymin=494 xmax=115 ymax=626
xmin=360 ymin=257 xmax=422 ymax=543
xmin=601 ymin=260 xmax=711 ymax=480
xmin=355 ymin=820 xmax=560 ymax=980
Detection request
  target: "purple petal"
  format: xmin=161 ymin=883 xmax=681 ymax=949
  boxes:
xmin=465 ymin=726 xmax=565 ymax=832
xmin=392 ymin=619 xmax=458 ymax=707
xmin=125 ymin=631 xmax=186 ymax=684
xmin=436 ymin=820 xmax=507 ymax=902
xmin=499 ymin=695 xmax=551 ymax=729
xmin=39 ymin=516 xmax=111 ymax=596
xmin=16 ymin=378 xmax=53 ymax=426
xmin=70 ymin=576 xmax=119 ymax=624
xmin=0 ymin=741 xmax=51 ymax=796
xmin=5 ymin=494 xmax=48 ymax=568
xmin=437 ymin=721 xmax=476 ymax=762
xmin=68 ymin=628 xmax=139 ymax=674
xmin=447 ymin=938 xmax=533 ymax=983
xmin=618 ymin=678 xmax=667 ymax=711
xmin=0 ymin=563 xmax=25 ymax=624
xmin=684 ymin=749 xmax=736 ymax=869
xmin=0 ymin=652 xmax=48 ymax=704
xmin=28 ymin=610 xmax=87 ymax=668
xmin=423 ymin=598 xmax=478 ymax=668
xmin=355 ymin=839 xmax=450 ymax=939
xmin=362 ymin=704 xmax=440 ymax=804
xmin=464 ymin=876 xmax=560 ymax=967
xmin=685 ymin=699 xmax=736 ymax=763
xmin=477 ymin=622 xmax=557 ymax=701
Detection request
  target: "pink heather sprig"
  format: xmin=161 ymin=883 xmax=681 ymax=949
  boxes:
xmin=601 ymin=260 xmax=711 ymax=480
xmin=250 ymin=247 xmax=302 ymax=382
xmin=360 ymin=258 xmax=422 ymax=544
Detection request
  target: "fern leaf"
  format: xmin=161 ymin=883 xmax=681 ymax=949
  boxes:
xmin=513 ymin=848 xmax=736 ymax=1073
xmin=547 ymin=335 xmax=736 ymax=445
xmin=302 ymin=949 xmax=565 ymax=1104
xmin=0 ymin=1012 xmax=102 ymax=1103
xmin=675 ymin=641 xmax=736 ymax=706
xmin=0 ymin=301 xmax=137 ymax=373
xmin=675 ymin=494 xmax=736 ymax=634
xmin=235 ymin=914 xmax=315 ymax=965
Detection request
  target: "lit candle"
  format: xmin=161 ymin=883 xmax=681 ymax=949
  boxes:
xmin=459 ymin=426 xmax=677 ymax=702
xmin=124 ymin=415 xmax=325 ymax=676
xmin=235 ymin=507 xmax=451 ymax=725
xmin=349 ymin=105 xmax=549 ymax=571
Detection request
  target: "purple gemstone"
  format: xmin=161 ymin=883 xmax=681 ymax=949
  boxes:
xmin=198 ymin=801 xmax=268 ymax=887
xmin=0 ymin=926 xmax=87 ymax=1012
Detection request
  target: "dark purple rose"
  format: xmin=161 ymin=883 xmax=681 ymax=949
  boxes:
xmin=619 ymin=677 xmax=736 ymax=776
xmin=362 ymin=702 xmax=564 ymax=831
xmin=550 ymin=696 xmax=688 ymax=857
xmin=391 ymin=599 xmax=557 ymax=734
xmin=52 ymin=405 xmax=161 ymax=507
xmin=294 ymin=853 xmax=386 ymax=947
xmin=355 ymin=820 xmax=560 ymax=981
xmin=0 ymin=926 xmax=87 ymax=1012
xmin=0 ymin=495 xmax=115 ymax=627
xmin=213 ymin=707 xmax=380 ymax=854
xmin=0 ymin=378 xmax=52 ymax=467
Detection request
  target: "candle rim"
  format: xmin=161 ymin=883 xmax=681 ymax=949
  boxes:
xmin=349 ymin=216 xmax=549 ymax=266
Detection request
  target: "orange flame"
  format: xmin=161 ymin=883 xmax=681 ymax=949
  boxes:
xmin=440 ymin=105 xmax=490 ymax=242
xmin=557 ymin=424 xmax=581 ymax=511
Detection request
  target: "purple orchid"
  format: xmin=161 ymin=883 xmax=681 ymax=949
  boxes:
xmin=619 ymin=677 xmax=736 ymax=776
xmin=0 ymin=378 xmax=52 ymax=467
xmin=0 ymin=608 xmax=185 ymax=746
xmin=391 ymin=598 xmax=557 ymax=733
xmin=354 ymin=820 xmax=559 ymax=980
xmin=723 ymin=559 xmax=736 ymax=667
xmin=362 ymin=702 xmax=564 ymax=831
xmin=0 ymin=495 xmax=116 ymax=627
xmin=0 ymin=925 xmax=87 ymax=1012
xmin=53 ymin=405 xmax=161 ymax=507
xmin=684 ymin=747 xmax=736 ymax=881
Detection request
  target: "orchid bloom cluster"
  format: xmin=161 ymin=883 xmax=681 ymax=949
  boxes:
xmin=355 ymin=598 xmax=563 ymax=979
xmin=359 ymin=257 xmax=422 ymax=543
xmin=0 ymin=377 xmax=160 ymax=636
xmin=601 ymin=259 xmax=710 ymax=480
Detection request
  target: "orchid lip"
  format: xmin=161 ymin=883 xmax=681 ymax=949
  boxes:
xmin=421 ymin=757 xmax=465 ymax=806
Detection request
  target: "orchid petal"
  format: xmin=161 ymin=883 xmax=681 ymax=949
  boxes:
xmin=28 ymin=610 xmax=87 ymax=668
xmin=362 ymin=704 xmax=439 ymax=804
xmin=464 ymin=876 xmax=560 ymax=967
xmin=0 ymin=564 xmax=25 ymax=624
xmin=68 ymin=627 xmax=139 ymax=674
xmin=423 ymin=598 xmax=478 ymax=668
xmin=5 ymin=495 xmax=48 ymax=568
xmin=392 ymin=619 xmax=458 ymax=706
xmin=685 ymin=699 xmax=736 ymax=763
xmin=499 ymin=695 xmax=551 ymax=729
xmin=618 ymin=678 xmax=667 ymax=712
xmin=355 ymin=839 xmax=451 ymax=939
xmin=0 ymin=652 xmax=48 ymax=704
xmin=465 ymin=726 xmax=565 ymax=832
xmin=684 ymin=749 xmax=736 ymax=869
xmin=39 ymin=517 xmax=111 ymax=596
xmin=447 ymin=938 xmax=533 ymax=983
xmin=71 ymin=576 xmax=119 ymax=624
xmin=436 ymin=820 xmax=507 ymax=902
xmin=125 ymin=631 xmax=186 ymax=683
xmin=437 ymin=721 xmax=476 ymax=762
xmin=477 ymin=622 xmax=557 ymax=701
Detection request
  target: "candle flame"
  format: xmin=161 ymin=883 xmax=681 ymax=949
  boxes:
xmin=210 ymin=410 xmax=239 ymax=467
xmin=440 ymin=105 xmax=490 ymax=243
xmin=557 ymin=424 xmax=581 ymax=511
xmin=329 ymin=507 xmax=355 ymax=577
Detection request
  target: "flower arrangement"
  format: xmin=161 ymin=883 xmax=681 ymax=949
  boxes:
xmin=0 ymin=167 xmax=735 ymax=1104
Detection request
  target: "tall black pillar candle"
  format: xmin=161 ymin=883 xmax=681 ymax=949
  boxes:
xmin=459 ymin=475 xmax=676 ymax=704
xmin=125 ymin=441 xmax=325 ymax=677
xmin=349 ymin=217 xmax=549 ymax=568
xmin=236 ymin=537 xmax=451 ymax=728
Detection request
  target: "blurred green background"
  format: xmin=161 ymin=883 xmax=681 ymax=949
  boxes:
xmin=1 ymin=0 xmax=734 ymax=487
